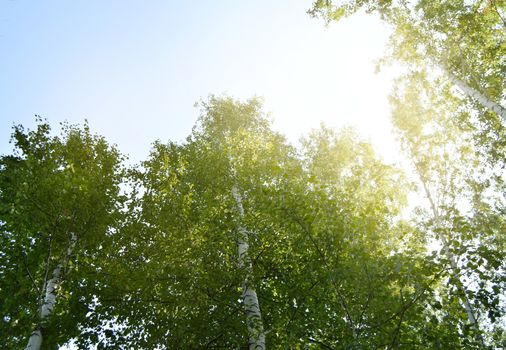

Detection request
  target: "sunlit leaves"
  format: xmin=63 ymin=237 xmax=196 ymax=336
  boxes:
xmin=0 ymin=119 xmax=125 ymax=349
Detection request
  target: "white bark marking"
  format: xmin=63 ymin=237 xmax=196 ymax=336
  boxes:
xmin=25 ymin=232 xmax=77 ymax=350
xmin=25 ymin=329 xmax=42 ymax=350
xmin=420 ymin=180 xmax=479 ymax=327
xmin=231 ymin=186 xmax=266 ymax=350
xmin=442 ymin=66 xmax=506 ymax=122
xmin=440 ymin=236 xmax=478 ymax=325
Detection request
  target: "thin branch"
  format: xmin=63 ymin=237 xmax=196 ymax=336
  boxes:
xmin=288 ymin=209 xmax=356 ymax=335
xmin=284 ymin=277 xmax=322 ymax=332
xmin=41 ymin=233 xmax=54 ymax=308
xmin=387 ymin=288 xmax=406 ymax=350
xmin=308 ymin=337 xmax=335 ymax=350
xmin=205 ymin=333 xmax=224 ymax=348
xmin=491 ymin=0 xmax=506 ymax=28
xmin=368 ymin=266 xmax=448 ymax=332
xmin=21 ymin=250 xmax=41 ymax=296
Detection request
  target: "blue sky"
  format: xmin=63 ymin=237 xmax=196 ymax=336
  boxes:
xmin=0 ymin=0 xmax=399 ymax=164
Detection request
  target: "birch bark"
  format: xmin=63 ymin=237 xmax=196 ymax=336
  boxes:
xmin=419 ymin=180 xmax=480 ymax=327
xmin=231 ymin=185 xmax=266 ymax=350
xmin=25 ymin=232 xmax=77 ymax=350
xmin=441 ymin=65 xmax=506 ymax=122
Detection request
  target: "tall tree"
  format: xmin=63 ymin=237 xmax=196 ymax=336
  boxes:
xmin=97 ymin=98 xmax=442 ymax=348
xmin=290 ymin=126 xmax=451 ymax=348
xmin=0 ymin=120 xmax=125 ymax=349
xmin=94 ymin=97 xmax=284 ymax=348
xmin=4 ymin=99 xmax=491 ymax=348
xmin=310 ymin=2 xmax=506 ymax=346
xmin=391 ymin=71 xmax=506 ymax=347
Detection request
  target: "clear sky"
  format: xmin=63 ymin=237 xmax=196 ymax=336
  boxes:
xmin=0 ymin=0 xmax=401 ymax=164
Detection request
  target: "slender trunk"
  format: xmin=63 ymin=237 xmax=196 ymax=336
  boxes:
xmin=25 ymin=329 xmax=42 ymax=350
xmin=25 ymin=233 xmax=77 ymax=350
xmin=419 ymin=180 xmax=479 ymax=327
xmin=231 ymin=186 xmax=266 ymax=350
xmin=441 ymin=65 xmax=506 ymax=122
xmin=439 ymin=237 xmax=478 ymax=325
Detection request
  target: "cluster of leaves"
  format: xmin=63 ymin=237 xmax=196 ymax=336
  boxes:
xmin=311 ymin=0 xmax=506 ymax=347
xmin=0 ymin=118 xmax=125 ymax=349
xmin=3 ymin=93 xmax=504 ymax=349
xmin=0 ymin=1 xmax=504 ymax=348
xmin=310 ymin=0 xmax=506 ymax=163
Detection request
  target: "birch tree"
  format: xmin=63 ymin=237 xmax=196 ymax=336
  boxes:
xmin=310 ymin=0 xmax=506 ymax=174
xmin=94 ymin=97 xmax=283 ymax=348
xmin=309 ymin=0 xmax=506 ymax=123
xmin=391 ymin=71 xmax=506 ymax=347
xmin=98 ymin=98 xmax=447 ymax=348
xmin=285 ymin=126 xmax=453 ymax=348
xmin=2 ymin=100 xmax=492 ymax=348
xmin=0 ymin=120 xmax=125 ymax=349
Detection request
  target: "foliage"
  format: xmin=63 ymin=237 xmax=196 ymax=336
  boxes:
xmin=62 ymin=98 xmax=443 ymax=348
xmin=310 ymin=1 xmax=506 ymax=347
xmin=1 ymin=2 xmax=505 ymax=347
xmin=0 ymin=118 xmax=125 ymax=349
xmin=309 ymin=0 xmax=506 ymax=163
xmin=391 ymin=71 xmax=506 ymax=346
xmin=3 ymin=89 xmax=505 ymax=348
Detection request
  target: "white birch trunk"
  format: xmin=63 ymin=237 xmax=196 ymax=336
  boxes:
xmin=25 ymin=329 xmax=42 ymax=350
xmin=440 ymin=237 xmax=478 ymax=325
xmin=441 ymin=65 xmax=506 ymax=122
xmin=25 ymin=232 xmax=77 ymax=350
xmin=420 ymin=182 xmax=479 ymax=327
xmin=231 ymin=186 xmax=266 ymax=350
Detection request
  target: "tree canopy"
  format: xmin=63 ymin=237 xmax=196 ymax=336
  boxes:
xmin=1 ymin=1 xmax=505 ymax=349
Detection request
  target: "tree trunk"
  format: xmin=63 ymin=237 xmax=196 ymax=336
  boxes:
xmin=25 ymin=232 xmax=77 ymax=350
xmin=25 ymin=328 xmax=42 ymax=350
xmin=419 ymin=180 xmax=480 ymax=327
xmin=441 ymin=65 xmax=506 ymax=122
xmin=231 ymin=186 xmax=266 ymax=350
